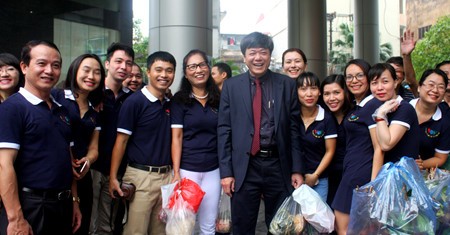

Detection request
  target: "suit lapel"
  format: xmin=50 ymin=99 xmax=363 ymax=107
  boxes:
xmin=238 ymin=72 xmax=253 ymax=119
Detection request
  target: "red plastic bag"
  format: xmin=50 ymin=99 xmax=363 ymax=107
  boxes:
xmin=168 ymin=178 xmax=205 ymax=213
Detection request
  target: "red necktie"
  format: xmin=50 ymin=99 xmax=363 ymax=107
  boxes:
xmin=251 ymin=79 xmax=261 ymax=156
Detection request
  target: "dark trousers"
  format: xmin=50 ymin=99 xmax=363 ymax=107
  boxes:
xmin=0 ymin=191 xmax=72 ymax=235
xmin=230 ymin=157 xmax=289 ymax=235
xmin=75 ymin=173 xmax=93 ymax=235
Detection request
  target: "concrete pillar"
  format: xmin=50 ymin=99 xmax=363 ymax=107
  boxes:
xmin=354 ymin=0 xmax=379 ymax=65
xmin=288 ymin=0 xmax=327 ymax=79
xmin=149 ymin=0 xmax=212 ymax=91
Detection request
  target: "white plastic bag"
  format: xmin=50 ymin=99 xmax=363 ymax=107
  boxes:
xmin=292 ymin=184 xmax=335 ymax=233
xmin=165 ymin=194 xmax=196 ymax=235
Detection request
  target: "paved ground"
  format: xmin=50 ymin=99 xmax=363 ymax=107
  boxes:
xmin=194 ymin=199 xmax=268 ymax=234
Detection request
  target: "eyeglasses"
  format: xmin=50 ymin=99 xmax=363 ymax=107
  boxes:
xmin=422 ymin=82 xmax=446 ymax=92
xmin=0 ymin=66 xmax=17 ymax=74
xmin=345 ymin=73 xmax=365 ymax=82
xmin=186 ymin=62 xmax=208 ymax=71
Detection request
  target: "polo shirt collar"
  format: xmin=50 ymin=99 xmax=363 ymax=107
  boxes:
xmin=141 ymin=86 xmax=169 ymax=102
xmin=64 ymin=89 xmax=93 ymax=107
xmin=409 ymin=98 xmax=442 ymax=121
xmin=105 ymin=86 xmax=131 ymax=94
xmin=315 ymin=105 xmax=325 ymax=121
xmin=358 ymin=94 xmax=374 ymax=107
xmin=19 ymin=87 xmax=62 ymax=107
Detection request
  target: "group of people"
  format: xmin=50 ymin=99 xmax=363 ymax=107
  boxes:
xmin=0 ymin=29 xmax=448 ymax=235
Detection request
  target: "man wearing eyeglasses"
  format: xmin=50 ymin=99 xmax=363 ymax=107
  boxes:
xmin=218 ymin=32 xmax=304 ymax=234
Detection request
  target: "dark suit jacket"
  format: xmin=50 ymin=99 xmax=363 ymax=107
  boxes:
xmin=218 ymin=70 xmax=304 ymax=192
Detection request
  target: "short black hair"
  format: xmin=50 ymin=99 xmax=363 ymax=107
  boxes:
xmin=436 ymin=60 xmax=450 ymax=69
xmin=213 ymin=62 xmax=232 ymax=78
xmin=240 ymin=32 xmax=274 ymax=55
xmin=368 ymin=63 xmax=397 ymax=81
xmin=21 ymin=40 xmax=61 ymax=66
xmin=386 ymin=56 xmax=403 ymax=67
xmin=106 ymin=42 xmax=135 ymax=61
xmin=146 ymin=51 xmax=176 ymax=70
xmin=296 ymin=71 xmax=320 ymax=88
xmin=418 ymin=69 xmax=448 ymax=87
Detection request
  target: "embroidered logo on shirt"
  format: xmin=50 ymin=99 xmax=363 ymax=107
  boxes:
xmin=211 ymin=107 xmax=218 ymax=114
xmin=60 ymin=115 xmax=71 ymax=125
xmin=425 ymin=128 xmax=440 ymax=138
xmin=165 ymin=108 xmax=170 ymax=116
xmin=312 ymin=130 xmax=325 ymax=138
xmin=348 ymin=113 xmax=359 ymax=121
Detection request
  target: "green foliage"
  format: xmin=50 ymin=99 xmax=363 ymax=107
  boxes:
xmin=329 ymin=23 xmax=393 ymax=73
xmin=133 ymin=19 xmax=149 ymax=69
xmin=412 ymin=16 xmax=450 ymax=79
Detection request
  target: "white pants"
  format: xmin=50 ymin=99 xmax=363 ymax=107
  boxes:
xmin=180 ymin=168 xmax=221 ymax=235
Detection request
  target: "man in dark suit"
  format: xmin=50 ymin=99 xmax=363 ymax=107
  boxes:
xmin=218 ymin=32 xmax=304 ymax=234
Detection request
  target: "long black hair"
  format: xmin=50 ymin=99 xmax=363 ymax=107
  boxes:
xmin=173 ymin=49 xmax=220 ymax=108
xmin=64 ymin=54 xmax=105 ymax=106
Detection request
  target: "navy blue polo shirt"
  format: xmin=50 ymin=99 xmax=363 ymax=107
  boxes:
xmin=384 ymin=96 xmax=420 ymax=163
xmin=92 ymin=86 xmax=131 ymax=175
xmin=410 ymin=99 xmax=450 ymax=160
xmin=343 ymin=95 xmax=382 ymax=185
xmin=117 ymin=87 xmax=171 ymax=166
xmin=171 ymin=96 xmax=219 ymax=172
xmin=52 ymin=89 xmax=101 ymax=159
xmin=300 ymin=105 xmax=337 ymax=178
xmin=0 ymin=88 xmax=73 ymax=190
xmin=330 ymin=118 xmax=346 ymax=171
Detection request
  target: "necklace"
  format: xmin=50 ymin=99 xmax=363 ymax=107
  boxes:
xmin=191 ymin=92 xmax=209 ymax=100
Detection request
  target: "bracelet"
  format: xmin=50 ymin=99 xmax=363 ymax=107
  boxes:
xmin=73 ymin=196 xmax=80 ymax=203
xmin=375 ymin=117 xmax=386 ymax=122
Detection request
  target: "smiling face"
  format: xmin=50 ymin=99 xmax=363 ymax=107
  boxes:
xmin=244 ymin=48 xmax=271 ymax=78
xmin=345 ymin=64 xmax=368 ymax=102
xmin=76 ymin=58 xmax=101 ymax=94
xmin=123 ymin=64 xmax=143 ymax=91
xmin=419 ymin=72 xmax=446 ymax=105
xmin=298 ymin=81 xmax=320 ymax=109
xmin=283 ymin=51 xmax=307 ymax=79
xmin=323 ymin=83 xmax=345 ymax=113
xmin=370 ymin=70 xmax=396 ymax=101
xmin=146 ymin=60 xmax=174 ymax=97
xmin=0 ymin=65 xmax=20 ymax=94
xmin=185 ymin=53 xmax=210 ymax=88
xmin=21 ymin=44 xmax=61 ymax=95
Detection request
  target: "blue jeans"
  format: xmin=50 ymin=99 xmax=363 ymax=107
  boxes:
xmin=313 ymin=177 xmax=329 ymax=203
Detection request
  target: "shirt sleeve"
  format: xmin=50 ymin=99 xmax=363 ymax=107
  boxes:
xmin=389 ymin=102 xmax=416 ymax=130
xmin=116 ymin=96 xmax=139 ymax=135
xmin=170 ymin=100 xmax=184 ymax=129
xmin=0 ymin=102 xmax=22 ymax=149
xmin=324 ymin=113 xmax=338 ymax=139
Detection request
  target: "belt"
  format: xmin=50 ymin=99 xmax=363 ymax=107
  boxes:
xmin=21 ymin=187 xmax=71 ymax=201
xmin=129 ymin=162 xmax=172 ymax=174
xmin=255 ymin=146 xmax=279 ymax=158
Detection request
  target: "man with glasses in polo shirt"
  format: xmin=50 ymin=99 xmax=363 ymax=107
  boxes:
xmin=0 ymin=40 xmax=81 ymax=234
xmin=109 ymin=51 xmax=176 ymax=234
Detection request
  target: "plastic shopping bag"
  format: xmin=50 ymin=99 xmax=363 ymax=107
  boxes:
xmin=292 ymin=185 xmax=334 ymax=233
xmin=269 ymin=195 xmax=305 ymax=235
xmin=348 ymin=159 xmax=437 ymax=235
xmin=215 ymin=190 xmax=232 ymax=233
xmin=165 ymin=194 xmax=196 ymax=235
xmin=168 ymin=178 xmax=205 ymax=213
xmin=425 ymin=168 xmax=450 ymax=233
xmin=159 ymin=181 xmax=178 ymax=222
